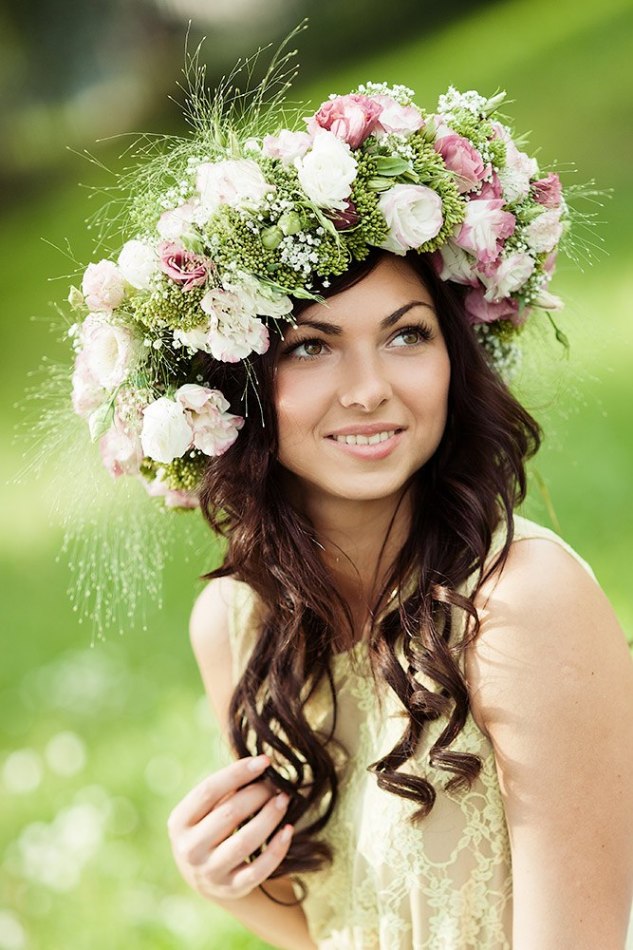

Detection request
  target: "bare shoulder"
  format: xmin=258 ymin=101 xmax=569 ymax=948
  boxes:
xmin=463 ymin=535 xmax=633 ymax=943
xmin=465 ymin=535 xmax=632 ymax=739
xmin=189 ymin=575 xmax=243 ymax=742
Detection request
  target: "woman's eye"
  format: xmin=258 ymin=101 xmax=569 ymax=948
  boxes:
xmin=287 ymin=338 xmax=326 ymax=359
xmin=391 ymin=325 xmax=431 ymax=347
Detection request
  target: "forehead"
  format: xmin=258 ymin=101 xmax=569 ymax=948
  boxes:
xmin=295 ymin=256 xmax=436 ymax=327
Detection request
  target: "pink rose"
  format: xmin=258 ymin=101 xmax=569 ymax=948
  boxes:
xmin=434 ymin=133 xmax=486 ymax=194
xmin=454 ymin=199 xmax=516 ymax=265
xmin=373 ymin=95 xmax=424 ymax=136
xmin=478 ymin=172 xmax=503 ymax=200
xmin=532 ymin=172 xmax=562 ymax=208
xmin=309 ymin=94 xmax=382 ymax=148
xmin=82 ymin=260 xmax=126 ymax=314
xmin=262 ymin=130 xmax=311 ymax=164
xmin=464 ymin=287 xmax=520 ymax=326
xmin=378 ymin=184 xmax=443 ymax=255
xmin=159 ymin=242 xmax=209 ymax=291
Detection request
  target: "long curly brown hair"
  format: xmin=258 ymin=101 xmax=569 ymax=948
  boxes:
xmin=196 ymin=248 xmax=541 ymax=903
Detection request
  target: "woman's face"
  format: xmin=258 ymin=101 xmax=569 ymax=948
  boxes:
xmin=274 ymin=254 xmax=451 ymax=508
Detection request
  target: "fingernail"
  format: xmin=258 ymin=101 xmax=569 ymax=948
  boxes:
xmin=280 ymin=824 xmax=293 ymax=842
xmin=275 ymin=793 xmax=289 ymax=810
xmin=248 ymin=754 xmax=269 ymax=773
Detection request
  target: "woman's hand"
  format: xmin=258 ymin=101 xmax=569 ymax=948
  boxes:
xmin=167 ymin=754 xmax=294 ymax=902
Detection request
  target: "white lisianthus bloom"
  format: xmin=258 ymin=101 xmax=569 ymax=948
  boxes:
xmin=175 ymin=384 xmax=244 ymax=456
xmin=262 ymin=129 xmax=312 ymax=164
xmin=157 ymin=199 xmax=200 ymax=241
xmin=294 ymin=130 xmax=357 ymax=210
xmin=479 ymin=252 xmax=535 ymax=302
xmin=378 ymin=184 xmax=443 ymax=254
xmin=172 ymin=324 xmax=210 ymax=352
xmin=227 ymin=272 xmax=293 ymax=318
xmin=498 ymin=139 xmax=539 ymax=203
xmin=118 ymin=239 xmax=158 ymax=291
xmin=196 ymin=159 xmax=274 ymax=220
xmin=207 ymin=314 xmax=270 ymax=363
xmin=434 ymin=241 xmax=478 ymax=285
xmin=71 ymin=352 xmax=105 ymax=418
xmin=524 ymin=208 xmax=564 ymax=254
xmin=534 ymin=288 xmax=564 ymax=312
xmin=140 ymin=396 xmax=192 ymax=463
xmin=81 ymin=314 xmax=144 ymax=390
xmin=81 ymin=260 xmax=126 ymax=313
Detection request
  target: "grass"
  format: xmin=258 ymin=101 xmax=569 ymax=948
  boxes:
xmin=1 ymin=2 xmax=632 ymax=947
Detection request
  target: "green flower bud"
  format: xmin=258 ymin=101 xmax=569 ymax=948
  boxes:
xmin=261 ymin=226 xmax=284 ymax=249
xmin=278 ymin=211 xmax=302 ymax=236
xmin=68 ymin=285 xmax=85 ymax=309
xmin=366 ymin=177 xmax=393 ymax=193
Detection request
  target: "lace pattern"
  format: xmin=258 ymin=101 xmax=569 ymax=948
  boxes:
xmin=226 ymin=516 xmax=596 ymax=949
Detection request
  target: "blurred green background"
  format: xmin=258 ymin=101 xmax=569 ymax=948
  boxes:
xmin=1 ymin=0 xmax=632 ymax=947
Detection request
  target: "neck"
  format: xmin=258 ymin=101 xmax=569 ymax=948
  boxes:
xmin=288 ymin=478 xmax=413 ymax=640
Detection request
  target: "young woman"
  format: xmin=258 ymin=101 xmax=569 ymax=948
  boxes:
xmin=63 ymin=60 xmax=632 ymax=947
xmin=166 ymin=249 xmax=633 ymax=949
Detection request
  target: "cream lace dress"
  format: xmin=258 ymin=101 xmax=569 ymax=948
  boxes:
xmin=226 ymin=515 xmax=601 ymax=949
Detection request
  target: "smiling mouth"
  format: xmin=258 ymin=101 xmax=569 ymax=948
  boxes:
xmin=327 ymin=428 xmax=402 ymax=446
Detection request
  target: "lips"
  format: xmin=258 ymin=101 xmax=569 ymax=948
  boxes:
xmin=326 ymin=423 xmax=406 ymax=437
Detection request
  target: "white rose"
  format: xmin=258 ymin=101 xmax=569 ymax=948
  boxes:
xmin=479 ymin=252 xmax=535 ymax=302
xmin=81 ymin=314 xmax=144 ymax=390
xmin=196 ymin=159 xmax=274 ymax=220
xmin=118 ymin=239 xmax=158 ymax=291
xmin=207 ymin=314 xmax=269 ymax=363
xmin=378 ymin=184 xmax=443 ymax=255
xmin=140 ymin=396 xmax=193 ymax=463
xmin=295 ymin=130 xmax=357 ymax=210
xmin=81 ymin=260 xmax=126 ymax=313
xmin=524 ymin=208 xmax=564 ymax=254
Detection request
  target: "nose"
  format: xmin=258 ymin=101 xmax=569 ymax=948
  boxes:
xmin=338 ymin=351 xmax=393 ymax=413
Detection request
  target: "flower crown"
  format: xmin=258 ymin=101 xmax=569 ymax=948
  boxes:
xmin=68 ymin=73 xmax=575 ymax=509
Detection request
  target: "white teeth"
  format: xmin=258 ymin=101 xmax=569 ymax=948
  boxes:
xmin=332 ymin=430 xmax=396 ymax=445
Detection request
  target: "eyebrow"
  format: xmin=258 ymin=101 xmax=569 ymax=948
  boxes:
xmin=293 ymin=300 xmax=435 ymax=335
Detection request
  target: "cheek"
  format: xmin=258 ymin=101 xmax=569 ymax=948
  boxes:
xmin=274 ymin=368 xmax=328 ymax=452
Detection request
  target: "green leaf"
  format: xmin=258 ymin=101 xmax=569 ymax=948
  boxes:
xmin=374 ymin=155 xmax=412 ymax=177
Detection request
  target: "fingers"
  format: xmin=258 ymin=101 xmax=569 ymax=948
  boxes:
xmin=207 ymin=790 xmax=292 ymax=876
xmin=167 ymin=754 xmax=270 ymax=835
xmin=183 ymin=779 xmax=275 ymax=865
xmin=229 ymin=815 xmax=295 ymax=894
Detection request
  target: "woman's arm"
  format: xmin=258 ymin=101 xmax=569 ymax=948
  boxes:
xmin=186 ymin=577 xmax=317 ymax=950
xmin=466 ymin=538 xmax=633 ymax=949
